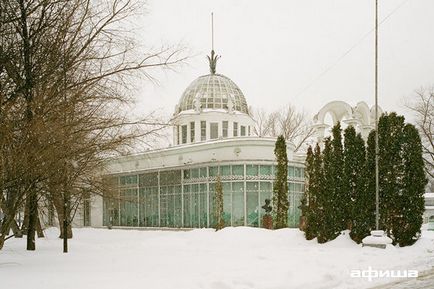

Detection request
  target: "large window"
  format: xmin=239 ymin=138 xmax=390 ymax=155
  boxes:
xmin=241 ymin=125 xmax=246 ymax=136
xmin=210 ymin=123 xmax=218 ymax=139
xmin=105 ymin=164 xmax=305 ymax=229
xmin=201 ymin=121 xmax=206 ymax=141
xmin=222 ymin=121 xmax=228 ymax=138
xmin=190 ymin=122 xmax=195 ymax=143
xmin=181 ymin=125 xmax=187 ymax=144
xmin=233 ymin=122 xmax=238 ymax=137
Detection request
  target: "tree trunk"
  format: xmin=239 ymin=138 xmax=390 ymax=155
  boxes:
xmin=53 ymin=194 xmax=72 ymax=239
xmin=26 ymin=190 xmax=37 ymax=250
xmin=36 ymin=216 xmax=44 ymax=238
xmin=11 ymin=220 xmax=23 ymax=238
xmin=0 ymin=214 xmax=13 ymax=250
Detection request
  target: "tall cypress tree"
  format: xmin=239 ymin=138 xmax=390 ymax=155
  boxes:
xmin=317 ymin=137 xmax=338 ymax=242
xmin=392 ymin=124 xmax=427 ymax=246
xmin=343 ymin=125 xmax=356 ymax=229
xmin=300 ymin=146 xmax=313 ymax=231
xmin=301 ymin=145 xmax=320 ymax=239
xmin=273 ymin=135 xmax=289 ymax=229
xmin=343 ymin=126 xmax=366 ymax=229
xmin=377 ymin=113 xmax=405 ymax=234
xmin=331 ymin=122 xmax=346 ymax=230
xmin=350 ymin=131 xmax=374 ymax=243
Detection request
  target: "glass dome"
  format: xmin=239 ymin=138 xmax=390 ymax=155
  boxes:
xmin=177 ymin=73 xmax=249 ymax=114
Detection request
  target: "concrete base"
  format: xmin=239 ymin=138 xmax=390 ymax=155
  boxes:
xmin=362 ymin=230 xmax=393 ymax=249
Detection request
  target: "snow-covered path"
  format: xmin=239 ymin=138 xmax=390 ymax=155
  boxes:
xmin=0 ymin=227 xmax=433 ymax=289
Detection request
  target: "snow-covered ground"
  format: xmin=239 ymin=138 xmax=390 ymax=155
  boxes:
xmin=1 ymin=227 xmax=433 ymax=289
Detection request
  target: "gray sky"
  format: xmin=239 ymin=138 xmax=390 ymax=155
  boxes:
xmin=133 ymin=0 xmax=434 ymax=121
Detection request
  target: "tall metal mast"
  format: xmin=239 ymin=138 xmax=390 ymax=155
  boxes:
xmin=207 ymin=12 xmax=220 ymax=74
xmin=375 ymin=0 xmax=380 ymax=230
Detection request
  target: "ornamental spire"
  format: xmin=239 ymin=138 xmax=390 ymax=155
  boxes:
xmin=207 ymin=12 xmax=220 ymax=74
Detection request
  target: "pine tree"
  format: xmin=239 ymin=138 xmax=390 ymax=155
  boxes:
xmin=302 ymin=144 xmax=322 ymax=240
xmin=377 ymin=113 xmax=405 ymax=235
xmin=343 ymin=126 xmax=366 ymax=229
xmin=343 ymin=126 xmax=356 ymax=228
xmin=331 ymin=122 xmax=346 ymax=230
xmin=214 ymin=175 xmax=224 ymax=231
xmin=300 ymin=146 xmax=313 ymax=231
xmin=272 ymin=135 xmax=289 ymax=229
xmin=392 ymin=124 xmax=427 ymax=246
xmin=350 ymin=131 xmax=374 ymax=243
xmin=317 ymin=137 xmax=338 ymax=243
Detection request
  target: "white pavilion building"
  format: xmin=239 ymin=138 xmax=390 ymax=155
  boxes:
xmin=88 ymin=51 xmax=306 ymax=229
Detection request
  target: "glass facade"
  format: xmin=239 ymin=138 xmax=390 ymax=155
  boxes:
xmin=233 ymin=122 xmax=238 ymax=137
xmin=210 ymin=123 xmax=218 ymax=139
xmin=201 ymin=121 xmax=206 ymax=141
xmin=177 ymin=74 xmax=249 ymax=114
xmin=103 ymin=163 xmax=305 ymax=228
xmin=222 ymin=121 xmax=228 ymax=138
xmin=190 ymin=122 xmax=195 ymax=143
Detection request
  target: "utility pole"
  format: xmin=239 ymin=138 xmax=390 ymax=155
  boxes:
xmin=374 ymin=0 xmax=379 ymax=231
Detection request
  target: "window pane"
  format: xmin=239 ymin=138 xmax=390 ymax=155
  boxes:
xmin=191 ymin=168 xmax=199 ymax=178
xmin=288 ymin=166 xmax=294 ymax=177
xmin=209 ymin=166 xmax=218 ymax=177
xmin=246 ymin=164 xmax=258 ymax=176
xmin=241 ymin=126 xmax=246 ymax=136
xmin=233 ymin=122 xmax=238 ymax=137
xmin=220 ymin=165 xmax=230 ymax=176
xmin=222 ymin=121 xmax=228 ymax=137
xmin=182 ymin=125 xmax=187 ymax=144
xmin=190 ymin=121 xmax=195 ymax=143
xmin=201 ymin=121 xmax=206 ymax=141
xmin=232 ymin=165 xmax=244 ymax=176
xmin=199 ymin=167 xmax=207 ymax=178
xmin=210 ymin=123 xmax=218 ymax=139
xmin=232 ymin=182 xmax=244 ymax=226
xmin=260 ymin=165 xmax=272 ymax=176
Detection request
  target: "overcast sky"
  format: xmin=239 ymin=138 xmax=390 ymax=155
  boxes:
xmin=132 ymin=0 xmax=434 ymax=122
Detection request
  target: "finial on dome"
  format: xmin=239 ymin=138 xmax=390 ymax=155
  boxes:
xmin=207 ymin=12 xmax=220 ymax=74
xmin=207 ymin=50 xmax=220 ymax=74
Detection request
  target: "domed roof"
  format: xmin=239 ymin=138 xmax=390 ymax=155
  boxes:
xmin=176 ymin=73 xmax=249 ymax=114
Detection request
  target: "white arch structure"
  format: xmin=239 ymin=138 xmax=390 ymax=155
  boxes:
xmin=313 ymin=101 xmax=383 ymax=141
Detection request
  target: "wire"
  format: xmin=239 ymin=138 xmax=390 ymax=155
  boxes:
xmin=294 ymin=0 xmax=411 ymax=99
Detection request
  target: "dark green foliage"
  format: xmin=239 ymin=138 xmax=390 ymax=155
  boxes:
xmin=331 ymin=122 xmax=346 ymax=230
xmin=214 ymin=176 xmax=224 ymax=231
xmin=391 ymin=124 xmax=427 ymax=246
xmin=349 ymin=130 xmax=374 ymax=243
xmin=272 ymin=135 xmax=289 ymax=229
xmin=377 ymin=113 xmax=406 ymax=234
xmin=301 ymin=144 xmax=322 ymax=240
xmin=364 ymin=113 xmax=427 ymax=246
xmin=317 ymin=138 xmax=338 ymax=243
xmin=300 ymin=146 xmax=316 ymax=240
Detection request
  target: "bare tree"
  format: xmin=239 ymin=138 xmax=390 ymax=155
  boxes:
xmin=251 ymin=104 xmax=314 ymax=152
xmin=406 ymin=88 xmax=434 ymax=180
xmin=0 ymin=0 xmax=187 ymax=251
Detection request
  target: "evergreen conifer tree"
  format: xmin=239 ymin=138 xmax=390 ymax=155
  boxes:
xmin=331 ymin=122 xmax=346 ymax=230
xmin=349 ymin=131 xmax=374 ymax=243
xmin=300 ymin=146 xmax=313 ymax=230
xmin=214 ymin=175 xmax=224 ymax=231
xmin=272 ymin=135 xmax=289 ymax=229
xmin=392 ymin=124 xmax=427 ymax=246
xmin=302 ymin=144 xmax=322 ymax=239
xmin=317 ymin=137 xmax=338 ymax=242
xmin=377 ymin=113 xmax=405 ymax=234
xmin=343 ymin=126 xmax=366 ymax=229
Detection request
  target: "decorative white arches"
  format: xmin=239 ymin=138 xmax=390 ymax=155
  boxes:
xmin=313 ymin=101 xmax=383 ymax=141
